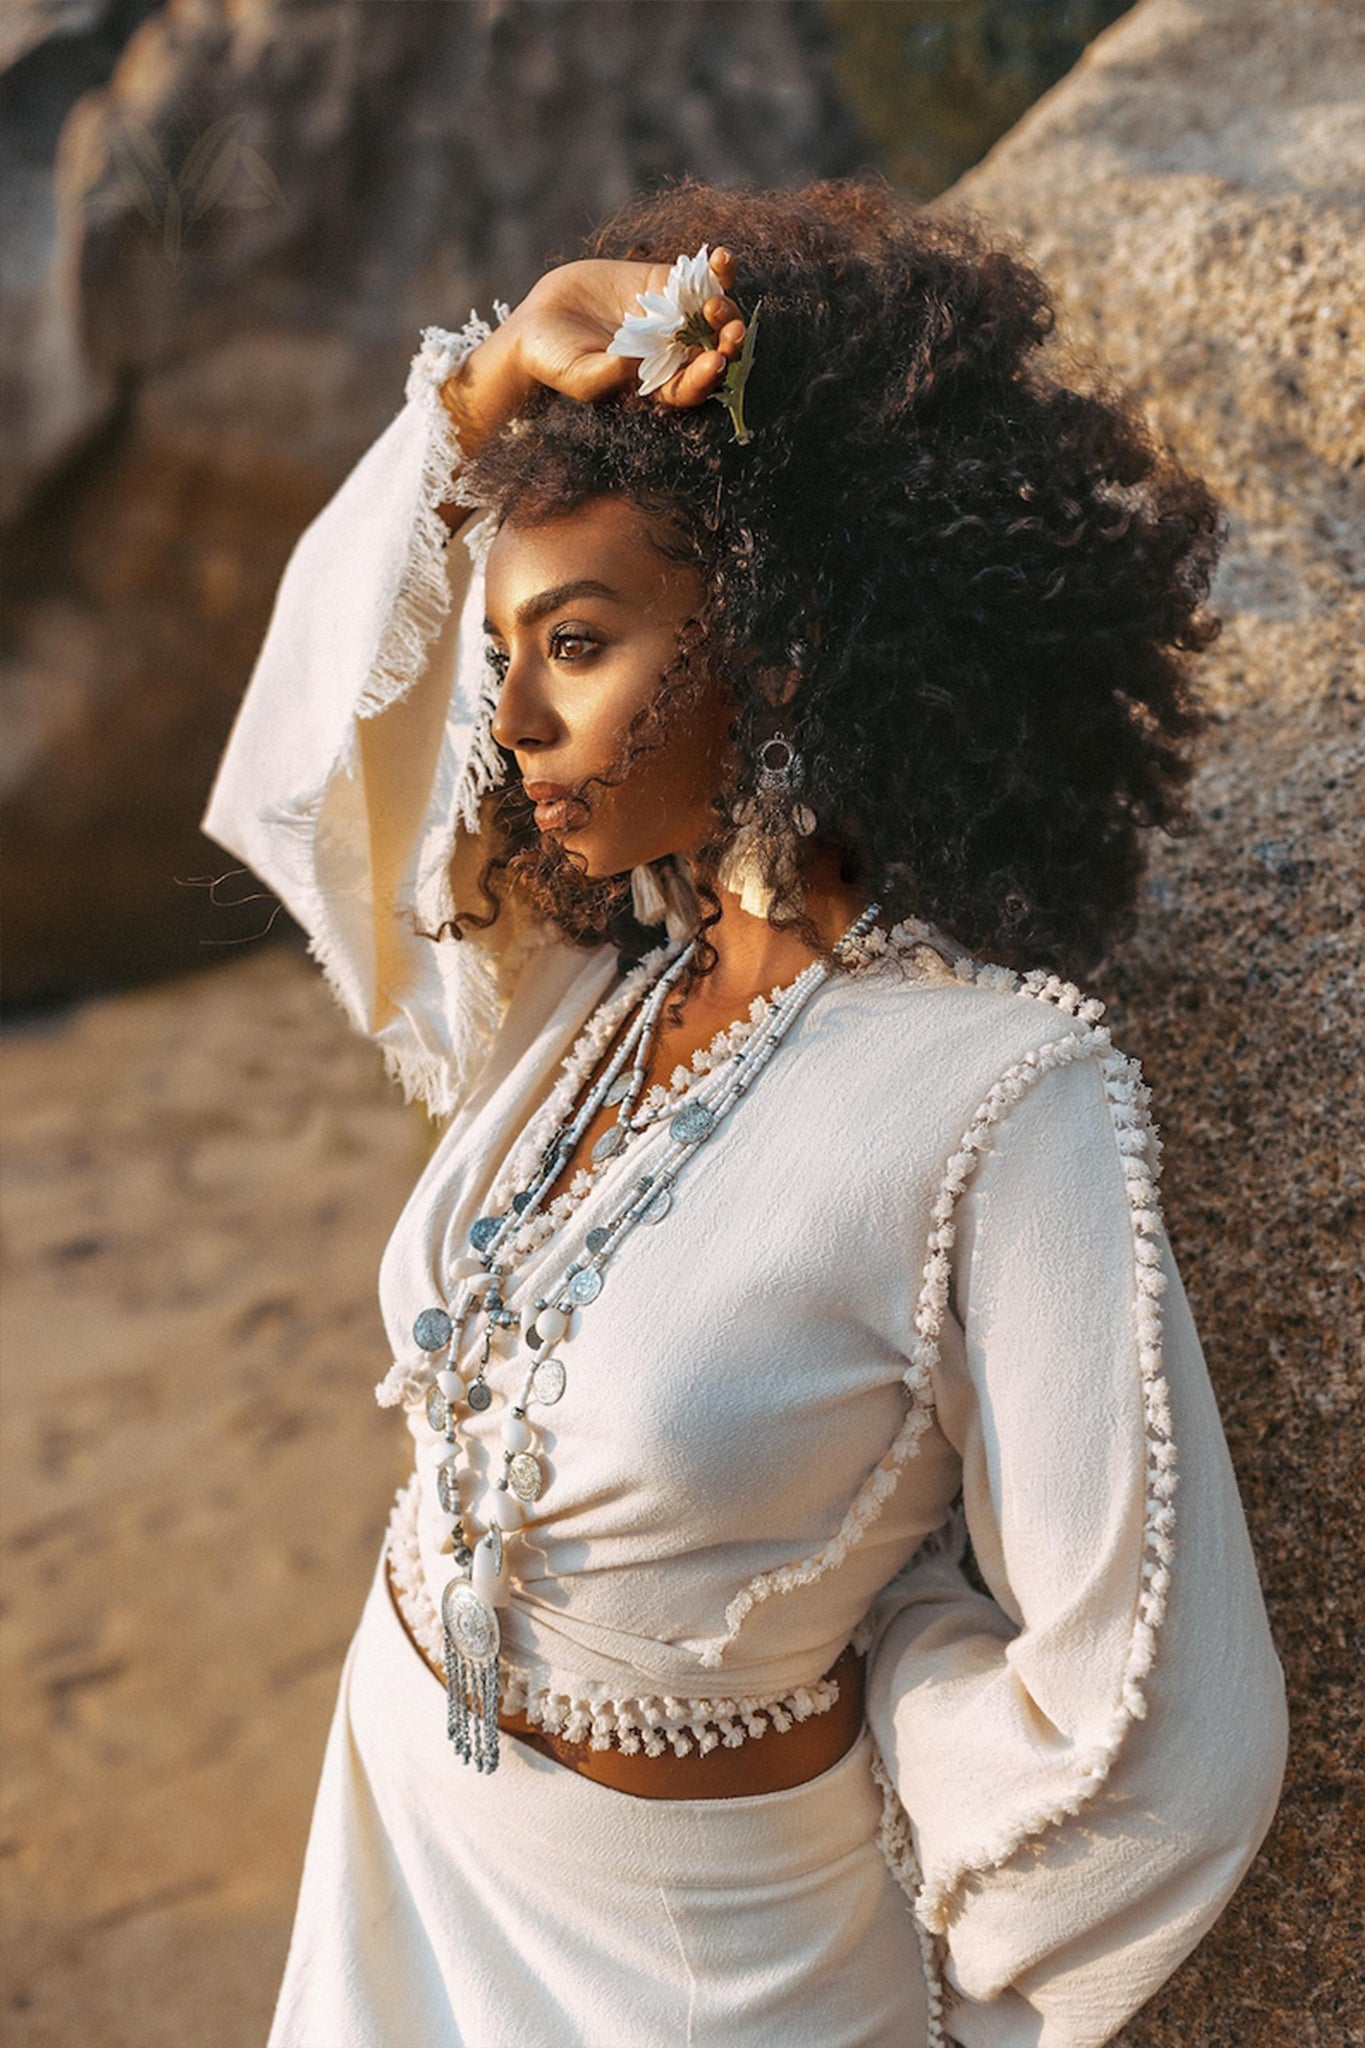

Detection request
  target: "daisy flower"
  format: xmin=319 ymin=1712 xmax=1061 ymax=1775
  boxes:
xmin=607 ymin=244 xmax=725 ymax=396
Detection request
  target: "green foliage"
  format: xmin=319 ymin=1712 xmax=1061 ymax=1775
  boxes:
xmin=820 ymin=0 xmax=1135 ymax=196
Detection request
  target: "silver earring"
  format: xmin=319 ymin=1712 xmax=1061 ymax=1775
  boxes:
xmin=716 ymin=731 xmax=816 ymax=918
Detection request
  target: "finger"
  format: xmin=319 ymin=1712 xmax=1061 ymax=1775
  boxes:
xmin=715 ymin=316 xmax=746 ymax=361
xmin=657 ymin=348 xmax=727 ymax=409
xmin=703 ymin=293 xmax=738 ymax=331
xmin=711 ymin=247 xmax=736 ymax=290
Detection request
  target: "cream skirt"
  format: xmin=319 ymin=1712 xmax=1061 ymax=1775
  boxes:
xmin=265 ymin=1542 xmax=938 ymax=2047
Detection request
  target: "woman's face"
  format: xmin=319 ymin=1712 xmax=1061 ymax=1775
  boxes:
xmin=484 ymin=495 xmax=735 ymax=879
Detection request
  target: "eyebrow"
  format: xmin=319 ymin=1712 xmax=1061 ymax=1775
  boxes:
xmin=483 ymin=578 xmax=623 ymax=635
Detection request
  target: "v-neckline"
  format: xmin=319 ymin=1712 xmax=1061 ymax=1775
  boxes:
xmin=442 ymin=914 xmax=963 ymax=1319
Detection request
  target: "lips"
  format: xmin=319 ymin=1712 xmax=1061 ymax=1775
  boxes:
xmin=522 ymin=779 xmax=581 ymax=832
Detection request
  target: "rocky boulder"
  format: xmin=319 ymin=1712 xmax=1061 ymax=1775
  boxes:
xmin=0 ymin=0 xmax=865 ymax=1006
xmin=951 ymin=1 xmax=1363 ymax=2038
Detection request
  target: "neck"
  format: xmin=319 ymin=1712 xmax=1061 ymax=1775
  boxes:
xmin=685 ymin=841 xmax=875 ymax=1013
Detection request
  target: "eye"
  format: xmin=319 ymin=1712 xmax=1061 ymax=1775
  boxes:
xmin=549 ymin=627 xmax=600 ymax=662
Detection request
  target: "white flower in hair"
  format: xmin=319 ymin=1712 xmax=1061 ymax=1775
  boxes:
xmin=609 ymin=243 xmax=763 ymax=445
xmin=607 ymin=243 xmax=725 ymax=396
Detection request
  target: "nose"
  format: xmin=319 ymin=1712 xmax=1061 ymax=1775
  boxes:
xmin=489 ymin=650 xmax=559 ymax=755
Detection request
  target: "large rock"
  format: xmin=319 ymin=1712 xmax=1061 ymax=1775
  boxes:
xmin=950 ymin=2 xmax=1363 ymax=2040
xmin=0 ymin=0 xmax=866 ymax=1006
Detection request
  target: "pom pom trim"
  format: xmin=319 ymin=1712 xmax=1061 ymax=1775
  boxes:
xmin=692 ymin=958 xmax=1177 ymax=1940
xmin=383 ymin=1474 xmax=842 ymax=1757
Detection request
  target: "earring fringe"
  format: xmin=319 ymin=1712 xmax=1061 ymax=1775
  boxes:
xmin=659 ymin=853 xmax=702 ymax=942
xmin=630 ymin=861 xmax=669 ymax=926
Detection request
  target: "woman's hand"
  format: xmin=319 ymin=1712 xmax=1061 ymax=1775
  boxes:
xmin=439 ymin=249 xmax=747 ymax=460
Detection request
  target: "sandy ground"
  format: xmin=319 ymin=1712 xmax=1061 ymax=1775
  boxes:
xmin=0 ymin=943 xmax=431 ymax=2047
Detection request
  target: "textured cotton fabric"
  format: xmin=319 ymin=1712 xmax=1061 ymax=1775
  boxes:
xmin=266 ymin=1543 xmax=933 ymax=2048
xmin=202 ymin=322 xmax=1288 ymax=2048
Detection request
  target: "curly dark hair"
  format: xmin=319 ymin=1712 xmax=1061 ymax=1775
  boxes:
xmin=434 ymin=172 xmax=1221 ymax=1006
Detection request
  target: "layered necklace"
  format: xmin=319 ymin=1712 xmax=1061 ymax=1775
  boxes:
xmin=408 ymin=897 xmax=884 ymax=1770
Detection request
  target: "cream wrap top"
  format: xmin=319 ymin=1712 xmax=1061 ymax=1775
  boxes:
xmin=201 ymin=318 xmax=1288 ymax=2048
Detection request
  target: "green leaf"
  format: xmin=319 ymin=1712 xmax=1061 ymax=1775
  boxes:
xmin=713 ymin=299 xmax=762 ymax=445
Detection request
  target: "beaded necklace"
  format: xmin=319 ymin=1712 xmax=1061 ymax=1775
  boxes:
xmin=408 ymin=898 xmax=883 ymax=1770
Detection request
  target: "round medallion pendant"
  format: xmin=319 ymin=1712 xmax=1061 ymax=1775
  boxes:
xmin=426 ymin=1386 xmax=451 ymax=1434
xmin=645 ymin=1187 xmax=672 ymax=1223
xmin=670 ymin=1101 xmax=714 ymax=1143
xmin=441 ymin=1580 xmax=500 ymax=1665
xmin=531 ymin=1355 xmax=566 ymax=1405
xmin=591 ymin=1125 xmax=626 ymax=1163
xmin=585 ymin=1226 xmax=611 ymax=1255
xmin=511 ymin=1190 xmax=533 ymax=1213
xmin=466 ymin=1379 xmax=492 ymax=1413
xmin=507 ymin=1451 xmax=544 ymax=1502
xmin=568 ymin=1266 xmax=602 ymax=1305
xmin=605 ymin=1073 xmax=632 ymax=1105
xmin=413 ymin=1306 xmax=453 ymax=1352
xmin=468 ymin=1215 xmax=503 ymax=1254
xmin=436 ymin=1457 xmax=461 ymax=1515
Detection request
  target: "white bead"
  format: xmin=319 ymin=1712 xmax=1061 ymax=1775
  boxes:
xmin=453 ymin=1255 xmax=484 ymax=1279
xmin=537 ymin=1306 xmax=569 ymax=1344
xmin=466 ymin=1271 xmax=495 ymax=1295
xmin=436 ymin=1370 xmax=462 ymax=1397
xmin=489 ymin=1490 xmax=524 ymax=1530
xmin=500 ymin=1415 xmax=532 ymax=1451
xmin=472 ymin=1542 xmax=509 ymax=1606
xmin=419 ymin=1437 xmax=453 ymax=1469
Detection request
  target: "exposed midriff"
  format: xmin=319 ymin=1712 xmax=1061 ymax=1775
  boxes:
xmin=384 ymin=1551 xmax=866 ymax=1800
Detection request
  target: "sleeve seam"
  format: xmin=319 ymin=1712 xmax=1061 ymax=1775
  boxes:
xmin=911 ymin=1026 xmax=1178 ymax=1935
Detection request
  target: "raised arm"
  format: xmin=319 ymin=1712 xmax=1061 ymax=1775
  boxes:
xmin=199 ymin=251 xmax=749 ymax=1120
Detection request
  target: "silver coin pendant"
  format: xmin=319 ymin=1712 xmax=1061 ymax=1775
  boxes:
xmin=531 ymin=1356 xmax=566 ymax=1405
xmin=468 ymin=1215 xmax=503 ymax=1254
xmin=507 ymin=1451 xmax=544 ymax=1502
xmin=441 ymin=1580 xmax=500 ymax=1664
xmin=670 ymin=1101 xmax=714 ymax=1143
xmin=413 ymin=1306 xmax=453 ymax=1352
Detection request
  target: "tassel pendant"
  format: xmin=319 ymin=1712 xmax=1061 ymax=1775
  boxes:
xmin=441 ymin=1579 xmax=502 ymax=1772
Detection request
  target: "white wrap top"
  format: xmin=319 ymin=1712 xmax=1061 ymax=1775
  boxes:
xmin=201 ymin=318 xmax=1288 ymax=2048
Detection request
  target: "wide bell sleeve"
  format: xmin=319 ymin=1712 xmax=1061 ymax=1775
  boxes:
xmin=864 ymin=1024 xmax=1288 ymax=2048
xmin=199 ymin=311 xmax=556 ymax=1119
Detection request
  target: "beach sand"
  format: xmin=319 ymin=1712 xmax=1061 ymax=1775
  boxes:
xmin=1 ymin=944 xmax=428 ymax=2046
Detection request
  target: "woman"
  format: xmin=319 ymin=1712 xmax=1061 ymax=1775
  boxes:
xmin=202 ymin=176 xmax=1287 ymax=2047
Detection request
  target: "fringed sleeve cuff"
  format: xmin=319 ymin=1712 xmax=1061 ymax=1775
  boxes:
xmin=199 ymin=311 xmax=546 ymax=1119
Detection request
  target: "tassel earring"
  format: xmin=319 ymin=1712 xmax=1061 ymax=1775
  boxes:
xmin=717 ymin=732 xmax=817 ymax=919
xmin=630 ymin=855 xmax=702 ymax=943
xmin=658 ymin=852 xmax=701 ymax=942
xmin=630 ymin=860 xmax=669 ymax=927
